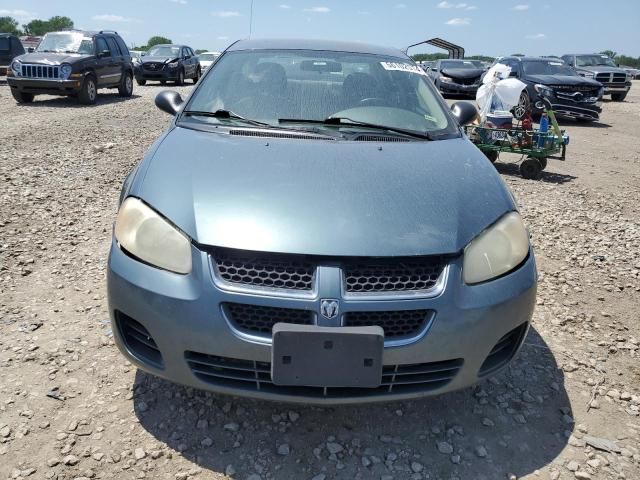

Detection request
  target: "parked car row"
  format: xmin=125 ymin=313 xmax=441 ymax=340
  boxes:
xmin=3 ymin=29 xmax=221 ymax=103
xmin=427 ymin=53 xmax=634 ymax=122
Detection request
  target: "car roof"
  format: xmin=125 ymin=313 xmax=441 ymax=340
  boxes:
xmin=151 ymin=44 xmax=188 ymax=48
xmin=503 ymin=56 xmax=565 ymax=62
xmin=227 ymin=38 xmax=407 ymax=58
xmin=0 ymin=33 xmax=19 ymax=37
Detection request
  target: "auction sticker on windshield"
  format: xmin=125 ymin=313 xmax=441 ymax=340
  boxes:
xmin=380 ymin=62 xmax=427 ymax=76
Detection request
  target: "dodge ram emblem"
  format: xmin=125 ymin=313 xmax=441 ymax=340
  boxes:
xmin=320 ymin=299 xmax=339 ymax=319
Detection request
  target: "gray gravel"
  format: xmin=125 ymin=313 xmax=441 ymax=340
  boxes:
xmin=1 ymin=81 xmax=639 ymax=480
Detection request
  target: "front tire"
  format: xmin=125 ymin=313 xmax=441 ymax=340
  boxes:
xmin=78 ymin=75 xmax=97 ymax=105
xmin=175 ymin=69 xmax=184 ymax=86
xmin=513 ymin=91 xmax=530 ymax=120
xmin=484 ymin=150 xmax=499 ymax=164
xmin=611 ymin=92 xmax=627 ymax=102
xmin=192 ymin=67 xmax=201 ymax=84
xmin=136 ymin=78 xmax=146 ymax=86
xmin=11 ymin=90 xmax=35 ymax=104
xmin=118 ymin=72 xmax=133 ymax=97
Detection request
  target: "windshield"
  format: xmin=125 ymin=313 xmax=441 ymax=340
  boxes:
xmin=522 ymin=60 xmax=576 ymax=76
xmin=186 ymin=49 xmax=454 ymax=135
xmin=199 ymin=53 xmax=219 ymax=61
xmin=36 ymin=32 xmax=94 ymax=54
xmin=575 ymin=55 xmax=617 ymax=67
xmin=441 ymin=60 xmax=478 ymax=69
xmin=148 ymin=45 xmax=180 ymax=57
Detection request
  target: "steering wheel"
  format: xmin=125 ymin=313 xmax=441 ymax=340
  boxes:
xmin=359 ymin=97 xmax=391 ymax=107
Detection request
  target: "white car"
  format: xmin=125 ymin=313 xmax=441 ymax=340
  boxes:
xmin=198 ymin=51 xmax=220 ymax=72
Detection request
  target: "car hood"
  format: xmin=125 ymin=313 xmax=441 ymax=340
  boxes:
xmin=142 ymin=56 xmax=177 ymax=63
xmin=441 ymin=68 xmax=484 ymax=80
xmin=525 ymin=74 xmax=602 ymax=87
xmin=136 ymin=126 xmax=515 ymax=257
xmin=14 ymin=52 xmax=88 ymax=65
xmin=577 ymin=65 xmax=626 ymax=73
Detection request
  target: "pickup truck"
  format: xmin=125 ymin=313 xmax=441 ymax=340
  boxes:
xmin=562 ymin=53 xmax=632 ymax=101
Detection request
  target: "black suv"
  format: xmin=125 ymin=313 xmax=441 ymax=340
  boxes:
xmin=0 ymin=33 xmax=25 ymax=76
xmin=7 ymin=30 xmax=134 ymax=104
xmin=561 ymin=54 xmax=632 ymax=101
xmin=135 ymin=44 xmax=200 ymax=85
xmin=497 ymin=56 xmax=603 ymax=121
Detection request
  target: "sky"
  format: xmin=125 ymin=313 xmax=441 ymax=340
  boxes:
xmin=2 ymin=0 xmax=639 ymax=56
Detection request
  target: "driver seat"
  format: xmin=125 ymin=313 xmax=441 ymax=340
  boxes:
xmin=341 ymin=73 xmax=380 ymax=109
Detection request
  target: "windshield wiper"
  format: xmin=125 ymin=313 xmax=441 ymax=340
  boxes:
xmin=278 ymin=117 xmax=435 ymax=140
xmin=182 ymin=109 xmax=272 ymax=127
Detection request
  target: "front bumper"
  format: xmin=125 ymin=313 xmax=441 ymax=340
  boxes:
xmin=7 ymin=76 xmax=82 ymax=95
xmin=438 ymin=81 xmax=480 ymax=96
xmin=532 ymin=93 xmax=602 ymax=121
xmin=135 ymin=65 xmax=178 ymax=81
xmin=107 ymin=240 xmax=537 ymax=404
xmin=602 ymin=82 xmax=631 ymax=95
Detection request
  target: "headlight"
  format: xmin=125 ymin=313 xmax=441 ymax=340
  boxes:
xmin=533 ymin=84 xmax=554 ymax=97
xmin=11 ymin=60 xmax=21 ymax=76
xmin=463 ymin=212 xmax=530 ymax=284
xmin=60 ymin=64 xmax=72 ymax=80
xmin=167 ymin=61 xmax=179 ymax=68
xmin=580 ymin=71 xmax=595 ymax=78
xmin=115 ymin=197 xmax=192 ymax=274
xmin=440 ymin=75 xmax=453 ymax=82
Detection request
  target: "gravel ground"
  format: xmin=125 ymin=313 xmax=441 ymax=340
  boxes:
xmin=1 ymin=81 xmax=639 ymax=480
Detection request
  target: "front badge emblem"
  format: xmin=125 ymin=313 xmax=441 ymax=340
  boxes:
xmin=320 ymin=299 xmax=339 ymax=319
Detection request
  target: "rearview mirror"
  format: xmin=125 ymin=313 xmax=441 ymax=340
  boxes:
xmin=450 ymin=101 xmax=479 ymax=126
xmin=28 ymin=47 xmax=34 ymax=53
xmin=155 ymin=90 xmax=184 ymax=116
xmin=300 ymin=60 xmax=342 ymax=73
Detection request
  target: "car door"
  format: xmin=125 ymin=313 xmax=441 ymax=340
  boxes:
xmin=94 ymin=37 xmax=112 ymax=86
xmin=182 ymin=47 xmax=194 ymax=77
xmin=104 ymin=37 xmax=123 ymax=85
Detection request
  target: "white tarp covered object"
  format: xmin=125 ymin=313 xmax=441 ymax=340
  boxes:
xmin=476 ymin=63 xmax=527 ymax=120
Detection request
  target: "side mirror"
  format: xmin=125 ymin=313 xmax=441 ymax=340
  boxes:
xmin=155 ymin=90 xmax=184 ymax=116
xmin=450 ymin=101 xmax=479 ymax=126
xmin=98 ymin=49 xmax=111 ymax=58
xmin=509 ymin=70 xmax=518 ymax=78
xmin=28 ymin=47 xmax=34 ymax=53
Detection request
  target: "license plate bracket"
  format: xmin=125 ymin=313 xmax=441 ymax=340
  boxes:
xmin=271 ymin=323 xmax=384 ymax=388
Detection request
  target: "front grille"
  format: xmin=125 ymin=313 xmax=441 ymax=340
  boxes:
xmin=478 ymin=322 xmax=528 ymax=376
xmin=343 ymin=310 xmax=431 ymax=338
xmin=343 ymin=256 xmax=446 ymax=293
xmin=595 ymin=73 xmax=611 ymax=82
xmin=20 ymin=64 xmax=61 ymax=79
xmin=612 ymin=73 xmax=626 ymax=83
xmin=212 ymin=248 xmax=315 ymax=291
xmin=452 ymin=76 xmax=479 ymax=86
xmin=224 ymin=303 xmax=314 ymax=335
xmin=185 ymin=351 xmax=463 ymax=398
xmin=143 ymin=62 xmax=164 ymax=71
xmin=116 ymin=312 xmax=164 ymax=368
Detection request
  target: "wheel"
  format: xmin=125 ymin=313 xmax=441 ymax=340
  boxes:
xmin=11 ymin=90 xmax=35 ymax=103
xmin=538 ymin=157 xmax=547 ymax=170
xmin=136 ymin=78 xmax=146 ymax=86
xmin=484 ymin=150 xmax=499 ymax=164
xmin=520 ymin=157 xmax=542 ymax=179
xmin=611 ymin=92 xmax=627 ymax=102
xmin=192 ymin=67 xmax=201 ymax=84
xmin=78 ymin=75 xmax=97 ymax=105
xmin=513 ymin=91 xmax=530 ymax=120
xmin=118 ymin=72 xmax=133 ymax=97
xmin=175 ymin=69 xmax=184 ymax=86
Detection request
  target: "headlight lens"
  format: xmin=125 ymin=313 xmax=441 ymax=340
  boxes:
xmin=463 ymin=212 xmax=530 ymax=284
xmin=580 ymin=71 xmax=595 ymax=78
xmin=534 ymin=84 xmax=554 ymax=97
xmin=11 ymin=60 xmax=21 ymax=76
xmin=115 ymin=197 xmax=192 ymax=274
xmin=60 ymin=64 xmax=72 ymax=79
xmin=440 ymin=75 xmax=453 ymax=82
xmin=167 ymin=61 xmax=179 ymax=68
